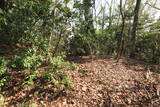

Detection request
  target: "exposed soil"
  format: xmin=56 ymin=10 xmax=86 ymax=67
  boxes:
xmin=2 ymin=56 xmax=160 ymax=107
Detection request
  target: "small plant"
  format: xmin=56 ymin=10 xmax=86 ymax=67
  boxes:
xmin=12 ymin=54 xmax=43 ymax=70
xmin=42 ymin=70 xmax=61 ymax=88
xmin=0 ymin=56 xmax=7 ymax=75
xmin=70 ymin=63 xmax=78 ymax=71
xmin=57 ymin=70 xmax=73 ymax=89
xmin=19 ymin=102 xmax=37 ymax=107
xmin=22 ymin=70 xmax=37 ymax=87
xmin=23 ymin=54 xmax=43 ymax=69
xmin=28 ymin=103 xmax=37 ymax=107
xmin=43 ymin=56 xmax=74 ymax=89
xmin=0 ymin=94 xmax=7 ymax=107
xmin=41 ymin=70 xmax=73 ymax=89
xmin=11 ymin=46 xmax=43 ymax=70
xmin=62 ymin=76 xmax=73 ymax=89
xmin=0 ymin=77 xmax=8 ymax=88
xmin=11 ymin=55 xmax=23 ymax=70
xmin=0 ymin=56 xmax=9 ymax=89
xmin=49 ymin=56 xmax=68 ymax=69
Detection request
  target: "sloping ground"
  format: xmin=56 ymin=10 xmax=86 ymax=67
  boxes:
xmin=2 ymin=56 xmax=160 ymax=106
xmin=52 ymin=56 xmax=160 ymax=107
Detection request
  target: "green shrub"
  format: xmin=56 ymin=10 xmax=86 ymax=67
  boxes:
xmin=10 ymin=47 xmax=43 ymax=88
xmin=22 ymin=70 xmax=37 ymax=87
xmin=11 ymin=46 xmax=43 ymax=70
xmin=70 ymin=63 xmax=78 ymax=71
xmin=42 ymin=70 xmax=73 ymax=89
xmin=0 ymin=94 xmax=7 ymax=107
xmin=11 ymin=55 xmax=24 ymax=70
xmin=40 ymin=55 xmax=73 ymax=89
xmin=0 ymin=57 xmax=7 ymax=75
xmin=12 ymin=53 xmax=73 ymax=89
xmin=49 ymin=56 xmax=69 ymax=69
xmin=61 ymin=76 xmax=73 ymax=89
xmin=0 ymin=56 xmax=9 ymax=88
xmin=18 ymin=102 xmax=37 ymax=107
xmin=0 ymin=77 xmax=8 ymax=88
xmin=12 ymin=54 xmax=43 ymax=70
xmin=23 ymin=54 xmax=43 ymax=69
xmin=42 ymin=70 xmax=60 ymax=88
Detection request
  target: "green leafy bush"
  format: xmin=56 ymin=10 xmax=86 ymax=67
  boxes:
xmin=23 ymin=54 xmax=43 ymax=69
xmin=0 ymin=94 xmax=7 ymax=107
xmin=70 ymin=63 xmax=78 ymax=71
xmin=0 ymin=57 xmax=9 ymax=88
xmin=42 ymin=70 xmax=60 ymax=88
xmin=0 ymin=57 xmax=7 ymax=75
xmin=12 ymin=54 xmax=43 ymax=70
xmin=40 ymin=55 xmax=73 ymax=89
xmin=0 ymin=0 xmax=74 ymax=91
xmin=18 ymin=102 xmax=37 ymax=107
xmin=22 ymin=70 xmax=37 ymax=87
xmin=42 ymin=70 xmax=73 ymax=89
xmin=49 ymin=56 xmax=69 ymax=69
xmin=11 ymin=55 xmax=23 ymax=70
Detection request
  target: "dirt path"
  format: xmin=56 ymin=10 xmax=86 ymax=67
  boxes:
xmin=53 ymin=56 xmax=160 ymax=107
xmin=3 ymin=56 xmax=160 ymax=107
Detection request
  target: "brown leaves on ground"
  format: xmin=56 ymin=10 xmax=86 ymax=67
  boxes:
xmin=65 ymin=56 xmax=160 ymax=107
xmin=2 ymin=56 xmax=160 ymax=107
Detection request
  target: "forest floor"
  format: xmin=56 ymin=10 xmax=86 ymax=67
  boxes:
xmin=2 ymin=56 xmax=160 ymax=107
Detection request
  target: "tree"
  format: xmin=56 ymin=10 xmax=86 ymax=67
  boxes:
xmin=115 ymin=0 xmax=126 ymax=61
xmin=130 ymin=0 xmax=141 ymax=57
xmin=70 ymin=0 xmax=97 ymax=55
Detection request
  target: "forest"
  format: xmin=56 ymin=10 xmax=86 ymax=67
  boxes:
xmin=0 ymin=0 xmax=160 ymax=106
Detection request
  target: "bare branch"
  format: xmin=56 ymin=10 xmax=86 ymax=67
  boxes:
xmin=146 ymin=2 xmax=160 ymax=10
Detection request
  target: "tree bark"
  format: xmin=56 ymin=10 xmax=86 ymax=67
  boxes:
xmin=116 ymin=0 xmax=125 ymax=61
xmin=130 ymin=0 xmax=141 ymax=58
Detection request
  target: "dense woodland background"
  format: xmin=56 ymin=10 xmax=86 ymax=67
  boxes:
xmin=0 ymin=0 xmax=160 ymax=106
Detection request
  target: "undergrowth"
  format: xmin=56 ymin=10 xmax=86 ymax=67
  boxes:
xmin=0 ymin=47 xmax=78 ymax=106
xmin=0 ymin=56 xmax=9 ymax=89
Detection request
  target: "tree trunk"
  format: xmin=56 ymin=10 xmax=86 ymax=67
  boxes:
xmin=130 ymin=0 xmax=141 ymax=58
xmin=83 ymin=0 xmax=96 ymax=54
xmin=116 ymin=0 xmax=125 ymax=61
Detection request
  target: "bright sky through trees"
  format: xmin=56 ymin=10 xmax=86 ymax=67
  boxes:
xmin=95 ymin=0 xmax=160 ymax=19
